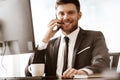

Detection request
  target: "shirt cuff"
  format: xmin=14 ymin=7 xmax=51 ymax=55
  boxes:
xmin=79 ymin=68 xmax=94 ymax=75
xmin=37 ymin=41 xmax=48 ymax=50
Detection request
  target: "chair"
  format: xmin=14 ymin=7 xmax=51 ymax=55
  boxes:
xmin=109 ymin=52 xmax=120 ymax=71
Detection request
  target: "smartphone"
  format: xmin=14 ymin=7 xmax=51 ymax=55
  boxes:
xmin=52 ymin=17 xmax=61 ymax=31
xmin=53 ymin=24 xmax=61 ymax=31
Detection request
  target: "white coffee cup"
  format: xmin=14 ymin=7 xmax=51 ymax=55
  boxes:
xmin=28 ymin=64 xmax=44 ymax=76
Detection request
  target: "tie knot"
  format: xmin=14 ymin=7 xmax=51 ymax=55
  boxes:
xmin=64 ymin=36 xmax=69 ymax=43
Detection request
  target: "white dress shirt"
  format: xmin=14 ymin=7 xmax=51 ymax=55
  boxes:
xmin=56 ymin=27 xmax=80 ymax=76
xmin=38 ymin=27 xmax=93 ymax=76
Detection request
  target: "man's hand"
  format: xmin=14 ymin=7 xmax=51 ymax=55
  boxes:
xmin=62 ymin=68 xmax=88 ymax=79
xmin=42 ymin=19 xmax=61 ymax=43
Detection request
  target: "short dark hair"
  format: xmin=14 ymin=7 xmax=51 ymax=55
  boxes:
xmin=55 ymin=0 xmax=80 ymax=12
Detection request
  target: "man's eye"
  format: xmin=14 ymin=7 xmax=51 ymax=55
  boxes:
xmin=59 ymin=12 xmax=64 ymax=16
xmin=69 ymin=11 xmax=74 ymax=15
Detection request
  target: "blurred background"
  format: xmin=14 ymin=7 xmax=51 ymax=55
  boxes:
xmin=31 ymin=0 xmax=120 ymax=52
xmin=0 ymin=0 xmax=120 ymax=77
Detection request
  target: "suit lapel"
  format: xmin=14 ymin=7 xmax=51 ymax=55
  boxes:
xmin=72 ymin=28 xmax=85 ymax=67
xmin=53 ymin=37 xmax=61 ymax=70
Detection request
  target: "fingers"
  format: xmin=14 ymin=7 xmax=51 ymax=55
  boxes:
xmin=48 ymin=19 xmax=61 ymax=26
xmin=48 ymin=19 xmax=62 ymax=31
xmin=62 ymin=68 xmax=88 ymax=79
xmin=42 ymin=19 xmax=62 ymax=43
xmin=52 ymin=26 xmax=60 ymax=31
xmin=62 ymin=68 xmax=78 ymax=79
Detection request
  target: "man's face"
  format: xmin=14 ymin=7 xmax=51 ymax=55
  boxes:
xmin=56 ymin=3 xmax=82 ymax=34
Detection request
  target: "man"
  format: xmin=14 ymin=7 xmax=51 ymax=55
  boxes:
xmin=25 ymin=0 xmax=110 ymax=79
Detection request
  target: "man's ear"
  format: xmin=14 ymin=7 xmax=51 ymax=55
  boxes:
xmin=78 ymin=11 xmax=82 ymax=19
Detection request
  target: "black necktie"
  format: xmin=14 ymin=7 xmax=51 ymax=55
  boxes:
xmin=62 ymin=36 xmax=69 ymax=73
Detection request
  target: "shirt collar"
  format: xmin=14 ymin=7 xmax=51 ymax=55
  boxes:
xmin=61 ymin=27 xmax=80 ymax=42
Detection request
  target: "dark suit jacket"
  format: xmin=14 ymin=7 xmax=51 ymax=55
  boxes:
xmin=25 ymin=28 xmax=110 ymax=76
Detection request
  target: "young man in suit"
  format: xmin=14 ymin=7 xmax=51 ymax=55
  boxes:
xmin=25 ymin=0 xmax=110 ymax=79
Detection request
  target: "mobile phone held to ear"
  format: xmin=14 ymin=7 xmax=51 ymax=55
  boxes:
xmin=52 ymin=16 xmax=61 ymax=31
xmin=53 ymin=25 xmax=61 ymax=31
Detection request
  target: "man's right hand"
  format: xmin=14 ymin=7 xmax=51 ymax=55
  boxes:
xmin=42 ymin=19 xmax=62 ymax=43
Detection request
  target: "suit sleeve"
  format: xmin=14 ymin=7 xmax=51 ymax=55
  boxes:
xmin=25 ymin=53 xmax=34 ymax=76
xmin=25 ymin=50 xmax=45 ymax=76
xmin=85 ymin=32 xmax=110 ymax=73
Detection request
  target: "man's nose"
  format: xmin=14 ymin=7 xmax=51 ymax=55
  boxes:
xmin=63 ymin=14 xmax=69 ymax=19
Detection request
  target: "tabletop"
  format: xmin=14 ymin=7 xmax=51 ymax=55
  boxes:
xmin=0 ymin=77 xmax=104 ymax=80
xmin=0 ymin=73 xmax=119 ymax=80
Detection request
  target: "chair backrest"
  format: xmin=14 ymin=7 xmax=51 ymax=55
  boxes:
xmin=109 ymin=52 xmax=120 ymax=70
